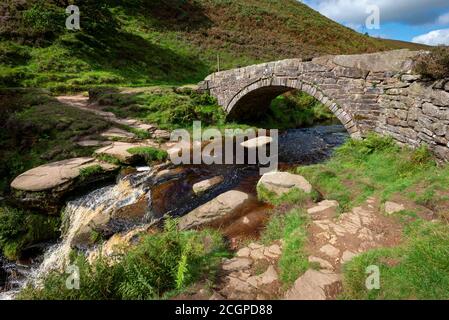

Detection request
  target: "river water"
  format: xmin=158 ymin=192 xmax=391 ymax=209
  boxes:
xmin=0 ymin=124 xmax=348 ymax=299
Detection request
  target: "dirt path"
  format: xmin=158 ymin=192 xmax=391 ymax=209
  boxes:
xmin=56 ymin=95 xmax=158 ymax=133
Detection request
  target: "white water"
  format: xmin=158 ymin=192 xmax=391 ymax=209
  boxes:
xmin=33 ymin=171 xmax=155 ymax=281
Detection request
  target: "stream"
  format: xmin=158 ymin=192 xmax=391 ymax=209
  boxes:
xmin=0 ymin=124 xmax=348 ymax=300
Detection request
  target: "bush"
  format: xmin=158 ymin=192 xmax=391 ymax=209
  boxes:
xmin=18 ymin=220 xmax=229 ymax=300
xmin=413 ymin=47 xmax=449 ymax=80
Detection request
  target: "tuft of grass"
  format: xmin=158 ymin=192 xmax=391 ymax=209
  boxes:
xmin=127 ymin=146 xmax=168 ymax=164
xmin=257 ymin=184 xmax=317 ymax=206
xmin=78 ymin=165 xmax=105 ymax=181
xmin=261 ymin=208 xmax=309 ymax=285
xmin=341 ymin=219 xmax=449 ymax=300
xmin=18 ymin=219 xmax=229 ymax=300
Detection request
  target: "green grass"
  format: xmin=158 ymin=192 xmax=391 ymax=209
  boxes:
xmin=257 ymin=184 xmax=318 ymax=206
xmin=78 ymin=165 xmax=105 ymax=181
xmin=296 ymin=134 xmax=449 ymax=214
xmin=342 ymin=218 xmax=449 ymax=300
xmin=127 ymin=147 xmax=168 ymax=164
xmin=0 ymin=206 xmax=60 ymax=260
xmin=18 ymin=219 xmax=229 ymax=300
xmin=261 ymin=208 xmax=310 ymax=286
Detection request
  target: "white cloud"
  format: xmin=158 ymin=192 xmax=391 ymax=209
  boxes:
xmin=305 ymin=0 xmax=449 ymax=26
xmin=437 ymin=12 xmax=449 ymax=25
xmin=412 ymin=29 xmax=449 ymax=45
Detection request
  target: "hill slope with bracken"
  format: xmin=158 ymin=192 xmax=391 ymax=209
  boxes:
xmin=0 ymin=0 xmax=427 ymax=91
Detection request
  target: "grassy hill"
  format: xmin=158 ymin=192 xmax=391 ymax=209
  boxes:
xmin=0 ymin=0 xmax=427 ymax=92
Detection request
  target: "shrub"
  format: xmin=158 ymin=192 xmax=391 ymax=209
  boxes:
xmin=413 ymin=47 xmax=449 ymax=80
xmin=18 ymin=219 xmax=229 ymax=300
xmin=0 ymin=206 xmax=60 ymax=260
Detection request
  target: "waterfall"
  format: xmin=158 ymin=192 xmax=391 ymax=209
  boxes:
xmin=31 ymin=169 xmax=157 ymax=284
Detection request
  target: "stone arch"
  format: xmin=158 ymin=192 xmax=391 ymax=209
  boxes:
xmin=225 ymin=76 xmax=362 ymax=138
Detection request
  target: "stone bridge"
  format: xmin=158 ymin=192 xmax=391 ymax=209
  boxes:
xmin=199 ymin=50 xmax=449 ymax=161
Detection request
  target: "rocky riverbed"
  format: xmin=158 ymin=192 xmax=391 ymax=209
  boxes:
xmin=0 ymin=125 xmax=349 ymax=299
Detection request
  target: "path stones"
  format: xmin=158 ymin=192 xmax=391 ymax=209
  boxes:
xmin=257 ymin=171 xmax=312 ymax=196
xmin=222 ymin=258 xmax=252 ymax=272
xmin=284 ymin=270 xmax=342 ymax=300
xmin=94 ymin=142 xmax=154 ymax=164
xmin=308 ymin=256 xmax=333 ymax=270
xmin=384 ymin=201 xmax=405 ymax=214
xmin=307 ymin=200 xmax=339 ymax=220
xmin=319 ymin=244 xmax=340 ymax=259
xmin=101 ymin=128 xmax=136 ymax=140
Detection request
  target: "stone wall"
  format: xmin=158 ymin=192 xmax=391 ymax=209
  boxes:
xmin=199 ymin=50 xmax=449 ymax=161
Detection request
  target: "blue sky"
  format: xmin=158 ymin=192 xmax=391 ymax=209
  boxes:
xmin=301 ymin=0 xmax=449 ymax=45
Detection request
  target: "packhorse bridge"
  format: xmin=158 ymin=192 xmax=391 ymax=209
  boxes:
xmin=199 ymin=50 xmax=449 ymax=161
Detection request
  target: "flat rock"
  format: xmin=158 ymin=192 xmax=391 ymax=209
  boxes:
xmin=308 ymin=256 xmax=333 ymax=270
xmin=240 ymin=136 xmax=273 ymax=149
xmin=341 ymin=250 xmax=357 ymax=264
xmin=319 ymin=244 xmax=340 ymax=259
xmin=152 ymin=129 xmax=171 ymax=140
xmin=76 ymin=139 xmax=111 ymax=147
xmin=284 ymin=270 xmax=342 ymax=300
xmin=94 ymin=142 xmax=150 ymax=164
xmin=385 ymin=201 xmax=405 ymax=214
xmin=222 ymin=258 xmax=252 ymax=272
xmin=178 ymin=190 xmax=250 ymax=230
xmin=11 ymin=157 xmax=117 ymax=192
xmin=236 ymin=247 xmax=251 ymax=258
xmin=307 ymin=200 xmax=339 ymax=219
xmin=192 ymin=176 xmax=224 ymax=195
xmin=101 ymin=128 xmax=136 ymax=140
xmin=257 ymin=171 xmax=312 ymax=196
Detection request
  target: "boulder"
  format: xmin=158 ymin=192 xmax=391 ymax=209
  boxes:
xmin=178 ymin=190 xmax=250 ymax=230
xmin=284 ymin=270 xmax=342 ymax=300
xmin=152 ymin=129 xmax=171 ymax=141
xmin=192 ymin=176 xmax=224 ymax=195
xmin=257 ymin=171 xmax=312 ymax=196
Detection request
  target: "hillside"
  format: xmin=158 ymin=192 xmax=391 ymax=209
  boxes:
xmin=0 ymin=0 xmax=427 ymax=91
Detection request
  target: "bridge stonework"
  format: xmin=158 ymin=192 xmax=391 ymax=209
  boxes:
xmin=199 ymin=50 xmax=449 ymax=161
